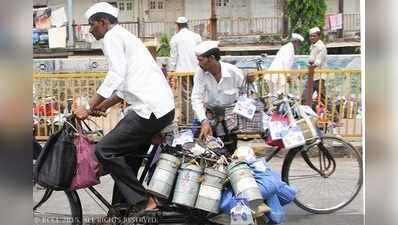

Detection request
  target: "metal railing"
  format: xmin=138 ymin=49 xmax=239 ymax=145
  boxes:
xmin=73 ymin=16 xmax=284 ymax=42
xmin=343 ymin=13 xmax=360 ymax=32
xmin=33 ymin=69 xmax=361 ymax=140
xmin=73 ymin=14 xmax=359 ymax=42
xmin=217 ymin=17 xmax=283 ymax=36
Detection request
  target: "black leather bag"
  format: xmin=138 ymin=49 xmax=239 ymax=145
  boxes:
xmin=34 ymin=118 xmax=77 ymax=190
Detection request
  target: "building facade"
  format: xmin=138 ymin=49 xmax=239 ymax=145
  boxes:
xmin=35 ymin=0 xmax=359 ymax=23
xmin=34 ymin=0 xmax=360 ymax=43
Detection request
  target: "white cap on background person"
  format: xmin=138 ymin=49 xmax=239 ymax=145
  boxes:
xmin=176 ymin=16 xmax=188 ymax=24
xmin=195 ymin=40 xmax=220 ymax=56
xmin=85 ymin=2 xmax=119 ymax=20
xmin=309 ymin=27 xmax=321 ymax=34
xmin=291 ymin=33 xmax=304 ymax=42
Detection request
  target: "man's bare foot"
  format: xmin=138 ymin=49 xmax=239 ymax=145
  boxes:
xmin=145 ymin=195 xmax=158 ymax=210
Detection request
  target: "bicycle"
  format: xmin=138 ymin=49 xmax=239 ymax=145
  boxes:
xmin=33 ymin=96 xmax=362 ymax=224
xmin=260 ymin=94 xmax=363 ymax=214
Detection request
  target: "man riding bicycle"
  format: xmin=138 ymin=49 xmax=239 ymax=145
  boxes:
xmin=73 ymin=2 xmax=175 ymax=218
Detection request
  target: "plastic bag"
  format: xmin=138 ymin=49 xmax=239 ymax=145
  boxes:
xmin=230 ymin=198 xmax=255 ymax=225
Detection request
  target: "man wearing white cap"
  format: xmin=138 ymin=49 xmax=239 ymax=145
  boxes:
xmin=266 ymin=33 xmax=304 ymax=94
xmin=191 ymin=40 xmax=244 ymax=154
xmin=308 ymin=27 xmax=327 ymax=68
xmin=169 ymin=16 xmax=202 ymax=71
xmin=306 ymin=27 xmax=327 ymax=106
xmin=74 ymin=2 xmax=175 ymax=216
xmin=169 ymin=16 xmax=202 ymax=123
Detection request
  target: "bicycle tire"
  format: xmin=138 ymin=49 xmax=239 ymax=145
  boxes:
xmin=33 ymin=187 xmax=83 ymax=225
xmin=281 ymin=135 xmax=363 ymax=214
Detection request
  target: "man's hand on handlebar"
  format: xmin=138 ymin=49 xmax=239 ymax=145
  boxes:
xmin=73 ymin=106 xmax=107 ymax=120
xmin=73 ymin=106 xmax=90 ymax=120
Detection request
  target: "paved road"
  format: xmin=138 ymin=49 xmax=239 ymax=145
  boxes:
xmin=33 ymin=157 xmax=363 ymax=225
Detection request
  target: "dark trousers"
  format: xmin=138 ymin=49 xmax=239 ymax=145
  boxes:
xmin=95 ymin=109 xmax=174 ymax=206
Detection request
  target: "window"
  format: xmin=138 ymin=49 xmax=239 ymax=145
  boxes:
xmin=149 ymin=0 xmax=164 ymax=10
xmin=150 ymin=1 xmax=156 ymax=9
xmin=118 ymin=2 xmax=125 ymax=10
xmin=217 ymin=0 xmax=229 ymax=7
xmin=157 ymin=1 xmax=163 ymax=9
xmin=126 ymin=2 xmax=132 ymax=10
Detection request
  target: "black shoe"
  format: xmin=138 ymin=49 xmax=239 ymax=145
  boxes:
xmin=126 ymin=201 xmax=149 ymax=217
xmin=110 ymin=202 xmax=129 ymax=217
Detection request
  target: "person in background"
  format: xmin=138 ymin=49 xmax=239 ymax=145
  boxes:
xmin=191 ymin=41 xmax=244 ymax=155
xmin=169 ymin=16 xmax=202 ymax=124
xmin=73 ymin=2 xmax=175 ymax=218
xmin=266 ymin=33 xmax=304 ymax=94
xmin=169 ymin=16 xmax=202 ymax=72
xmin=307 ymin=27 xmax=327 ymax=107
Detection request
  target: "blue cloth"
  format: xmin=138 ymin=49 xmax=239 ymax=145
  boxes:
xmin=219 ymin=159 xmax=297 ymax=224
xmin=251 ymin=164 xmax=284 ymax=200
xmin=265 ymin=194 xmax=285 ymax=224
xmin=219 ymin=186 xmax=237 ymax=214
xmin=276 ymin=182 xmax=297 ymax=206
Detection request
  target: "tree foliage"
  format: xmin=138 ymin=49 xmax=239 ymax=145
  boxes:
xmin=288 ymin=0 xmax=327 ymax=54
xmin=157 ymin=33 xmax=171 ymax=57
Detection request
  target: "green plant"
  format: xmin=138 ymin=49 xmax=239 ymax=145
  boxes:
xmin=288 ymin=0 xmax=327 ymax=54
xmin=157 ymin=33 xmax=171 ymax=57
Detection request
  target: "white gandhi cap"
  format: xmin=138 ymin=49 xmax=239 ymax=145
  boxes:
xmin=176 ymin=16 xmax=188 ymax=24
xmin=291 ymin=33 xmax=304 ymax=42
xmin=195 ymin=40 xmax=220 ymax=56
xmin=309 ymin=27 xmax=321 ymax=34
xmin=85 ymin=2 xmax=119 ymax=20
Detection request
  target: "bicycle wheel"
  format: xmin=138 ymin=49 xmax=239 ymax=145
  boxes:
xmin=281 ymin=135 xmax=363 ymax=214
xmin=33 ymin=184 xmax=83 ymax=225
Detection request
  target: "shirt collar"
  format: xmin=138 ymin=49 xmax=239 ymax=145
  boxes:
xmin=204 ymin=62 xmax=232 ymax=79
xmin=313 ymin=39 xmax=323 ymax=46
xmin=220 ymin=62 xmax=232 ymax=78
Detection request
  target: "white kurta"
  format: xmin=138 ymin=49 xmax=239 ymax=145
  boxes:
xmin=97 ymin=25 xmax=175 ymax=119
xmin=309 ymin=40 xmax=327 ymax=68
xmin=309 ymin=39 xmax=327 ymax=81
xmin=169 ymin=28 xmax=202 ymax=71
xmin=266 ymin=42 xmax=296 ymax=94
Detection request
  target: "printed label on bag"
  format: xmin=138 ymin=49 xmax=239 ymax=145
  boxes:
xmin=230 ymin=200 xmax=255 ymax=225
xmin=269 ymin=121 xmax=289 ymax=140
xmin=233 ymin=96 xmax=257 ymax=119
xmin=282 ymin=126 xmax=306 ymax=149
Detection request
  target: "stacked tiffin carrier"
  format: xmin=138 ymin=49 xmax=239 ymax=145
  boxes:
xmin=145 ymin=129 xmax=297 ymax=224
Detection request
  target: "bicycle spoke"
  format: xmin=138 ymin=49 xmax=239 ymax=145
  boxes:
xmin=284 ymin=136 xmax=363 ymax=213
